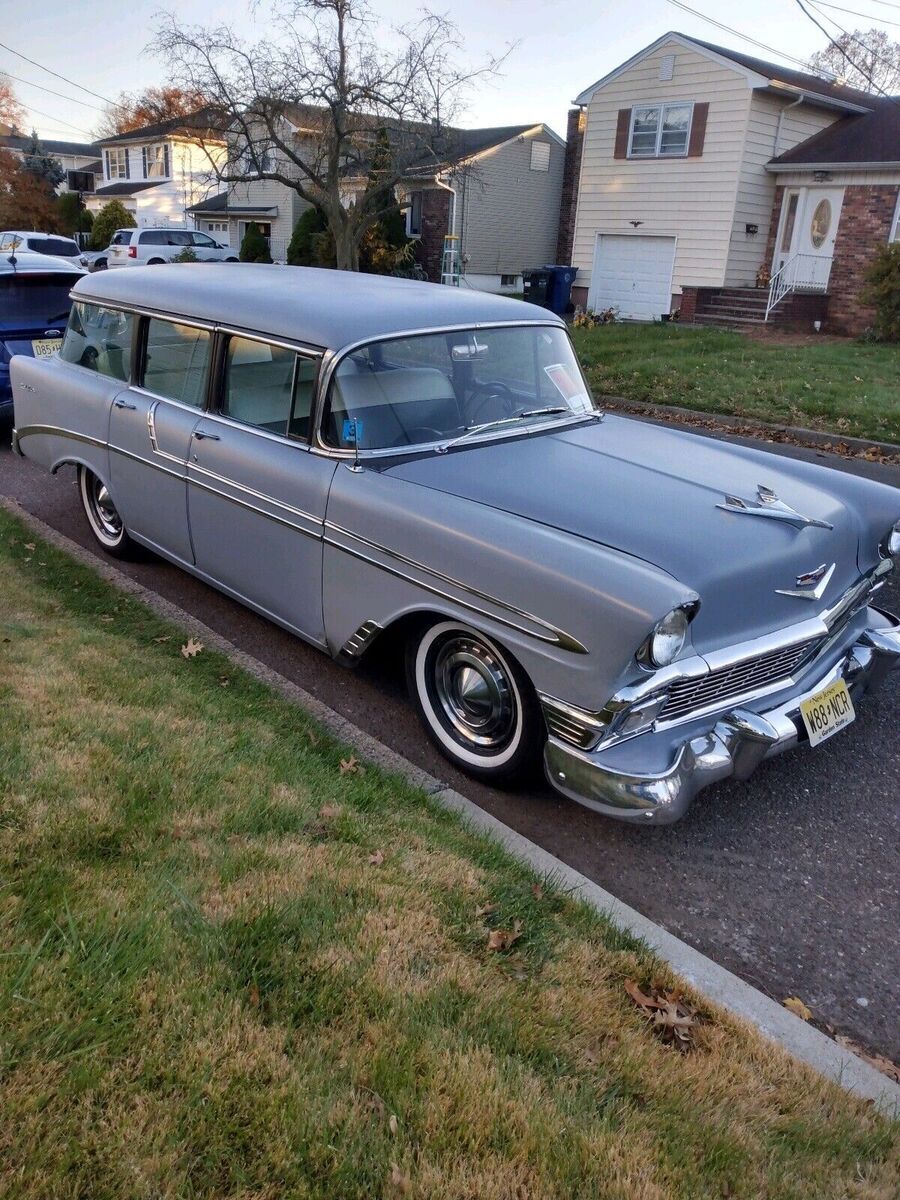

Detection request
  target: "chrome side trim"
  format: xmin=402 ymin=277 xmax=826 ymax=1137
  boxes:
xmin=146 ymin=400 xmax=187 ymax=466
xmin=324 ymin=521 xmax=588 ymax=655
xmin=109 ymin=442 xmax=183 ymax=481
xmin=188 ymin=460 xmax=324 ymax=534
xmin=340 ymin=620 xmax=384 ymax=659
xmin=13 ymin=424 xmax=107 ymax=451
xmin=539 ymin=695 xmax=609 ymax=749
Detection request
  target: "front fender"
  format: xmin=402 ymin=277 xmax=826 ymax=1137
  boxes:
xmin=323 ymin=465 xmax=696 ymax=711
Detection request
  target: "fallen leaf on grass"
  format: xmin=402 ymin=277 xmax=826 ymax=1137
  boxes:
xmin=248 ymin=984 xmax=260 ymax=1007
xmin=99 ymin=614 xmax=114 ymax=623
xmin=368 ymin=849 xmax=385 ymax=867
xmin=475 ymin=902 xmax=500 ymax=918
xmin=487 ymin=920 xmax=523 ymax=952
xmin=23 ymin=543 xmax=35 ymax=552
xmin=835 ymin=1035 xmax=900 ymax=1083
xmin=181 ymin=638 xmax=203 ymax=658
xmin=305 ymin=729 xmax=319 ymax=746
xmin=319 ymin=804 xmax=343 ymax=820
xmin=531 ymin=883 xmax=544 ymax=901
xmin=340 ymin=756 xmax=361 ymax=775
xmin=388 ymin=1113 xmax=398 ymax=1136
xmin=389 ymin=1163 xmax=411 ymax=1194
xmin=152 ymin=635 xmax=171 ymax=644
xmin=625 ymin=979 xmax=699 ymax=1051
xmin=783 ymin=996 xmax=813 ymax=1021
xmin=219 ymin=676 xmax=230 ymax=688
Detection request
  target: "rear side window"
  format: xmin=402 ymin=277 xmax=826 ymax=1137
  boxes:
xmin=60 ymin=302 xmax=134 ymax=380
xmin=0 ymin=274 xmax=76 ymax=327
xmin=222 ymin=335 xmax=317 ymax=438
xmin=28 ymin=236 xmax=79 ymax=257
xmin=139 ymin=231 xmax=166 ymax=245
xmin=111 ymin=230 xmax=133 ymax=246
xmin=143 ymin=318 xmax=210 ymax=407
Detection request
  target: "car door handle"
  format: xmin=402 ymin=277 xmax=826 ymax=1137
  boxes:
xmin=114 ymin=398 xmax=137 ymax=410
xmin=192 ymin=429 xmax=220 ymax=441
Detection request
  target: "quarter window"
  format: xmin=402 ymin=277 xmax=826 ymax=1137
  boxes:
xmin=60 ymin=303 xmax=135 ymax=381
xmin=629 ymin=103 xmax=693 ymax=157
xmin=221 ymin=335 xmax=317 ymax=439
xmin=143 ymin=319 xmax=210 ymax=408
xmin=105 ymin=147 xmax=129 ymax=180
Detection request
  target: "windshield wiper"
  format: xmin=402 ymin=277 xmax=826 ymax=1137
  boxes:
xmin=436 ymin=407 xmax=581 ymax=455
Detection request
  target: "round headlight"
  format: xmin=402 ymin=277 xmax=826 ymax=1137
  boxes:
xmin=649 ymin=607 xmax=689 ymax=667
xmin=888 ymin=520 xmax=900 ymax=557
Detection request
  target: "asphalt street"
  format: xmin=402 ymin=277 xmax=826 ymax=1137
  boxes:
xmin=2 ymin=425 xmax=898 ymax=1060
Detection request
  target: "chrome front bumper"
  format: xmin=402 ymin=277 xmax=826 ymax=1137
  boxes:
xmin=544 ymin=606 xmax=900 ymax=824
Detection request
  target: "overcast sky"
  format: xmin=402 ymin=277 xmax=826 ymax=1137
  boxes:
xmin=0 ymin=0 xmax=869 ymax=144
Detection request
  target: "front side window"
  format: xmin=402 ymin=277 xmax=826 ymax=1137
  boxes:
xmin=629 ymin=103 xmax=693 ymax=157
xmin=60 ymin=302 xmax=134 ymax=380
xmin=142 ymin=143 xmax=170 ymax=179
xmin=323 ymin=324 xmax=595 ymax=452
xmin=105 ymin=148 xmax=129 ymax=180
xmin=222 ymin=335 xmax=317 ymax=438
xmin=142 ymin=319 xmax=210 ymax=407
xmin=191 ymin=232 xmax=217 ymax=248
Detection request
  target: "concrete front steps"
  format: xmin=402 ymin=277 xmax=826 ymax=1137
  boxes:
xmin=687 ymin=286 xmax=830 ymax=330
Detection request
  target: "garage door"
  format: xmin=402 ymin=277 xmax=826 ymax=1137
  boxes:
xmin=588 ymin=235 xmax=676 ymax=321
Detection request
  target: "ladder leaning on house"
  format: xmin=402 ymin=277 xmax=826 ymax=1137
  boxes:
xmin=441 ymin=235 xmax=461 ymax=286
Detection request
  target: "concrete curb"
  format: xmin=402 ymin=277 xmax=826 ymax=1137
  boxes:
xmin=600 ymin=395 xmax=900 ymax=461
xmin=4 ymin=495 xmax=899 ymax=1117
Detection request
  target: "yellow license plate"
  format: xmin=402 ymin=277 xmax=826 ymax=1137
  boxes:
xmin=32 ymin=338 xmax=61 ymax=358
xmin=800 ymin=679 xmax=855 ymax=748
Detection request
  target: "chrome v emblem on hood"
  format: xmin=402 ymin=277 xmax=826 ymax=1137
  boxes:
xmin=717 ymin=484 xmax=834 ymax=531
xmin=775 ymin=562 xmax=836 ymax=599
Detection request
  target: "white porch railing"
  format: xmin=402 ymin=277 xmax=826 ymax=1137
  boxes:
xmin=765 ymin=252 xmax=832 ymax=320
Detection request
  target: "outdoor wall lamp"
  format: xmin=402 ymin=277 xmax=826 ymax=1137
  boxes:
xmin=745 ymin=223 xmax=759 ymax=235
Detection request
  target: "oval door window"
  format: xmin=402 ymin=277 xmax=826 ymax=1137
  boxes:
xmin=810 ymin=199 xmax=831 ymax=248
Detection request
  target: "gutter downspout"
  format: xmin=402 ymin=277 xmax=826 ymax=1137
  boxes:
xmin=773 ymin=93 xmax=805 ymax=159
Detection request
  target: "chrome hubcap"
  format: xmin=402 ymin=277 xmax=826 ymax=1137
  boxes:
xmin=431 ymin=635 xmax=516 ymax=750
xmin=91 ymin=478 xmax=122 ymax=538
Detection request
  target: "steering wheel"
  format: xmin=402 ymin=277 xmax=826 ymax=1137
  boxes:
xmin=466 ymin=380 xmax=516 ymax=425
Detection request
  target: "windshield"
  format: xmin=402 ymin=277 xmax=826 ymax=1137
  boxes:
xmin=0 ymin=275 xmax=75 ymax=328
xmin=323 ymin=324 xmax=596 ymax=452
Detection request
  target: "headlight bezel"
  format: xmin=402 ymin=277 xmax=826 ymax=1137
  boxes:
xmin=637 ymin=602 xmax=698 ymax=670
xmin=883 ymin=519 xmax=900 ymax=558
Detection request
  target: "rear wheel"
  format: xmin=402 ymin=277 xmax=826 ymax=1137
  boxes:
xmin=78 ymin=466 xmax=140 ymax=559
xmin=406 ymin=620 xmax=543 ymax=784
xmin=226 ymin=256 xmax=239 ymax=262
xmin=147 ymin=258 xmax=165 ymax=265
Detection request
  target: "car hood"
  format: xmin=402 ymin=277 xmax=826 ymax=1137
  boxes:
xmin=385 ymin=415 xmax=880 ymax=650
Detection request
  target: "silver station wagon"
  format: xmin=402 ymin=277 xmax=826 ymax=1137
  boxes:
xmin=11 ymin=265 xmax=900 ymax=823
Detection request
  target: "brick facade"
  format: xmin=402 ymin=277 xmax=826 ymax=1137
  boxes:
xmin=555 ymin=107 xmax=585 ymax=265
xmin=826 ymin=184 xmax=898 ymax=336
xmin=413 ymin=187 xmax=452 ymax=283
xmin=678 ymin=287 xmax=698 ymax=322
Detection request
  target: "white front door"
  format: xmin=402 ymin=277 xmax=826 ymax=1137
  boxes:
xmin=773 ymin=187 xmax=843 ymax=288
xmin=589 ymin=234 xmax=677 ymax=321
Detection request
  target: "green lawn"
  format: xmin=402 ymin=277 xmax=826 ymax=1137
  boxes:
xmin=572 ymin=324 xmax=900 ymax=444
xmin=1 ymin=508 xmax=897 ymax=1199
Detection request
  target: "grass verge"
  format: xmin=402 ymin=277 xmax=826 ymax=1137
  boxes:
xmin=0 ymin=507 xmax=897 ymax=1199
xmin=572 ymin=324 xmax=900 ymax=444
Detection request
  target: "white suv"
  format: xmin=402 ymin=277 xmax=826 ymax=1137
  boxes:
xmin=106 ymin=228 xmax=239 ymax=268
xmin=0 ymin=230 xmax=88 ymax=267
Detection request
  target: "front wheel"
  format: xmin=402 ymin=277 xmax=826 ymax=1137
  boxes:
xmin=78 ymin=466 xmax=140 ymax=559
xmin=406 ymin=620 xmax=543 ymax=784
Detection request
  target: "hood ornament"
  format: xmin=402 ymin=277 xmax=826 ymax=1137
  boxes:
xmin=775 ymin=561 xmax=836 ymax=600
xmin=717 ymin=484 xmax=833 ymax=531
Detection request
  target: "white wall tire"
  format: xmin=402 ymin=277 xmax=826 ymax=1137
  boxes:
xmin=78 ymin=466 xmax=139 ymax=559
xmin=406 ymin=620 xmax=543 ymax=783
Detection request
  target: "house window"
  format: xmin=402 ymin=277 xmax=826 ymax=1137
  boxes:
xmin=240 ymin=146 xmax=274 ymax=176
xmin=628 ymin=103 xmax=693 ymax=157
xmin=405 ymin=192 xmax=423 ymax=237
xmin=142 ymin=143 xmax=170 ymax=179
xmin=780 ymin=193 xmax=799 ymax=252
xmin=105 ymin=148 xmax=129 ymax=180
xmin=810 ymin=199 xmax=831 ymax=249
xmin=67 ymin=170 xmax=95 ymax=193
xmin=530 ymin=141 xmax=550 ymax=171
xmin=500 ymin=274 xmax=518 ymax=287
xmin=205 ymin=221 xmax=228 ymax=234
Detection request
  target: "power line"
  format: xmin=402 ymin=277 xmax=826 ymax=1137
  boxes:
xmin=814 ymin=0 xmax=900 ymax=29
xmin=0 ymin=40 xmax=122 ymax=109
xmin=0 ymin=68 xmax=106 ymax=112
xmin=663 ymin=0 xmax=818 ymax=69
xmin=794 ymin=0 xmax=900 ymax=102
xmin=14 ymin=103 xmax=95 ymax=139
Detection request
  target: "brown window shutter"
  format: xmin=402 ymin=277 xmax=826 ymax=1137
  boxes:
xmin=688 ymin=102 xmax=709 ymax=156
xmin=613 ymin=108 xmax=631 ymax=159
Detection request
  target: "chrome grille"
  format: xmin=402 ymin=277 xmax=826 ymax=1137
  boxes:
xmin=659 ymin=638 xmax=820 ymax=722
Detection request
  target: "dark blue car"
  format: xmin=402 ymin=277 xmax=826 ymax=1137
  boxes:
xmin=0 ymin=252 xmax=84 ymax=423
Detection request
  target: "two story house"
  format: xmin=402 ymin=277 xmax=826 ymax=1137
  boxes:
xmin=0 ymin=133 xmax=102 ymax=196
xmin=559 ymin=32 xmax=900 ymax=334
xmin=86 ymin=112 xmax=225 ymax=229
xmin=189 ymin=110 xmax=565 ymax=293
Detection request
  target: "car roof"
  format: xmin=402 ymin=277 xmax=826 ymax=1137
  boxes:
xmin=72 ymin=264 xmax=564 ymax=351
xmin=0 ymin=251 xmax=85 ymax=276
xmin=1 ymin=230 xmax=78 ymax=239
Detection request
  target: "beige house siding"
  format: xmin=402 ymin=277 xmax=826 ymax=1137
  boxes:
xmin=772 ymin=168 xmax=900 ymax=186
xmin=450 ymin=128 xmax=564 ymax=278
xmin=571 ymin=39 xmax=752 ymax=298
xmin=726 ymin=95 xmax=838 ymax=286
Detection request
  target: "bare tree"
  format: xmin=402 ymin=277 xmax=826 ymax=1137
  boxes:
xmin=808 ymin=27 xmax=900 ymax=94
xmin=154 ymin=0 xmax=509 ymax=270
xmin=93 ymin=85 xmax=213 ymax=140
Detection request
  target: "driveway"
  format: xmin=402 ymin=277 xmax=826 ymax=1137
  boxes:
xmin=2 ymin=426 xmax=898 ymax=1061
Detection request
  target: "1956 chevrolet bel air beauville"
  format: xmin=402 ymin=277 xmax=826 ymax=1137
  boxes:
xmin=10 ymin=265 xmax=900 ymax=823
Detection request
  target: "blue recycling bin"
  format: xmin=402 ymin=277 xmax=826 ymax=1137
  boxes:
xmin=544 ymin=265 xmax=578 ymax=315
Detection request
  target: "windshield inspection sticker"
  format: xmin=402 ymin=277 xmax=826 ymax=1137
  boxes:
xmin=544 ymin=363 xmax=590 ymax=410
